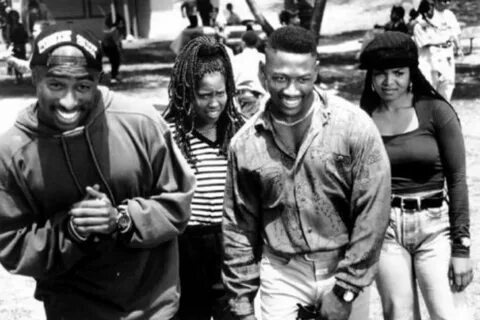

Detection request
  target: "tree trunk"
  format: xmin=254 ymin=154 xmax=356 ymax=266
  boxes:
xmin=245 ymin=0 xmax=327 ymax=38
xmin=310 ymin=0 xmax=327 ymax=38
xmin=244 ymin=0 xmax=275 ymax=36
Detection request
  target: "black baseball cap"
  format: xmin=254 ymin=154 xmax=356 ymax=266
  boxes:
xmin=30 ymin=25 xmax=103 ymax=72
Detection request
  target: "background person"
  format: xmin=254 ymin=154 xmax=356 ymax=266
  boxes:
xmin=0 ymin=25 xmax=196 ymax=320
xmin=232 ymin=31 xmax=264 ymax=88
xmin=22 ymin=0 xmax=53 ymax=38
xmin=413 ymin=0 xmax=462 ymax=101
xmin=278 ymin=8 xmax=301 ymax=26
xmin=102 ymin=10 xmax=126 ymax=84
xmin=197 ymin=0 xmax=213 ymax=27
xmin=7 ymin=9 xmax=28 ymax=84
xmin=164 ymin=35 xmax=244 ymax=320
xmin=234 ymin=78 xmax=265 ymax=119
xmin=0 ymin=20 xmax=52 ymax=76
xmin=359 ymin=31 xmax=473 ymax=320
xmin=375 ymin=5 xmax=409 ymax=34
xmin=225 ymin=2 xmax=241 ymax=26
xmin=222 ymin=26 xmax=391 ymax=320
xmin=181 ymin=0 xmax=199 ymax=28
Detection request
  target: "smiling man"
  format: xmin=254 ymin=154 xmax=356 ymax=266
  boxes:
xmin=222 ymin=26 xmax=391 ymax=320
xmin=0 ymin=25 xmax=196 ymax=320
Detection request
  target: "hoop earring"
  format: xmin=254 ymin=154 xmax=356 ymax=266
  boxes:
xmin=371 ymin=84 xmax=376 ymax=92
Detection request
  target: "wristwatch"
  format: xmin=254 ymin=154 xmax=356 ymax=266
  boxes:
xmin=454 ymin=237 xmax=471 ymax=249
xmin=116 ymin=204 xmax=132 ymax=234
xmin=332 ymin=284 xmax=359 ymax=303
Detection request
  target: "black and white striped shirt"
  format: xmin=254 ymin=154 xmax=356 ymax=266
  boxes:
xmin=169 ymin=124 xmax=227 ymax=226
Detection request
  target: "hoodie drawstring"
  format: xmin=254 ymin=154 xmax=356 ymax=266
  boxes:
xmin=60 ymin=136 xmax=84 ymax=196
xmin=84 ymin=129 xmax=117 ymax=206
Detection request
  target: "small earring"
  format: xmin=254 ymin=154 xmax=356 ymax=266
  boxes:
xmin=371 ymin=84 xmax=375 ymax=92
xmin=408 ymin=82 xmax=413 ymax=92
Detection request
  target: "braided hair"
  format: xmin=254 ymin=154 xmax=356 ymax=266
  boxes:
xmin=164 ymin=35 xmax=244 ymax=165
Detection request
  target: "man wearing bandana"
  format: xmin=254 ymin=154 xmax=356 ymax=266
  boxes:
xmin=0 ymin=25 xmax=196 ymax=320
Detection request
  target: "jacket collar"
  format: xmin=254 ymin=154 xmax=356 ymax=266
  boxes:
xmin=254 ymin=88 xmax=331 ymax=133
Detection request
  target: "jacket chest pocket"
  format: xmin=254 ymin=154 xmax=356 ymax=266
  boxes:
xmin=255 ymin=164 xmax=285 ymax=209
xmin=310 ymin=150 xmax=352 ymax=188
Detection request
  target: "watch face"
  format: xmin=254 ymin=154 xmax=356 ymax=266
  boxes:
xmin=118 ymin=215 xmax=127 ymax=228
xmin=343 ymin=291 xmax=355 ymax=302
xmin=117 ymin=213 xmax=131 ymax=230
xmin=461 ymin=237 xmax=471 ymax=248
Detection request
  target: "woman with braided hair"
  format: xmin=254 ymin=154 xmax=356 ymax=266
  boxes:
xmin=163 ymin=35 xmax=244 ymax=320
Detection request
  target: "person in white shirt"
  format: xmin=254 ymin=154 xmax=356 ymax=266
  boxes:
xmin=413 ymin=0 xmax=462 ymax=101
xmin=232 ymin=30 xmax=265 ymax=91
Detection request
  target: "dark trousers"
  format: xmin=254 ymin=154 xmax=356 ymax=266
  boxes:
xmin=102 ymin=44 xmax=121 ymax=79
xmin=198 ymin=11 xmax=211 ymax=26
xmin=187 ymin=15 xmax=198 ymax=28
xmin=177 ymin=225 xmax=233 ymax=320
xmin=12 ymin=44 xmax=26 ymax=82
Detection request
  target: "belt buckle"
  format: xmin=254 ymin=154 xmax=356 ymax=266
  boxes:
xmin=400 ymin=196 xmax=422 ymax=211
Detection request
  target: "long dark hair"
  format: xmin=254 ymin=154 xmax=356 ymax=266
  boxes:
xmin=359 ymin=65 xmax=452 ymax=115
xmin=163 ymin=35 xmax=244 ymax=164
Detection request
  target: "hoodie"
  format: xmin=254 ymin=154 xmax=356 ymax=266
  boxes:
xmin=0 ymin=86 xmax=196 ymax=319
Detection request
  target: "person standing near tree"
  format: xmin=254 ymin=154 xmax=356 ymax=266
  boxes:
xmin=222 ymin=26 xmax=391 ymax=320
xmin=0 ymin=25 xmax=196 ymax=320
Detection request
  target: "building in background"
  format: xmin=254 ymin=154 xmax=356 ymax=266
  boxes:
xmin=12 ymin=0 xmax=226 ymax=40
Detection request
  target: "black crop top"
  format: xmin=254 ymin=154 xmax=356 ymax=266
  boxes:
xmin=382 ymin=96 xmax=469 ymax=257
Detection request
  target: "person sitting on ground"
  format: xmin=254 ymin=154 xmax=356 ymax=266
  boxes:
xmin=163 ymin=35 xmax=245 ymax=320
xmin=225 ymin=2 xmax=241 ymax=26
xmin=279 ymin=8 xmax=301 ymax=26
xmin=374 ymin=5 xmax=408 ymax=34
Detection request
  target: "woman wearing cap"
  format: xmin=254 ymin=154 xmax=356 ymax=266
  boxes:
xmin=163 ymin=35 xmax=244 ymax=320
xmin=359 ymin=31 xmax=472 ymax=319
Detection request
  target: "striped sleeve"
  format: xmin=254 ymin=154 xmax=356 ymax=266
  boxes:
xmin=168 ymin=123 xmax=227 ymax=226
